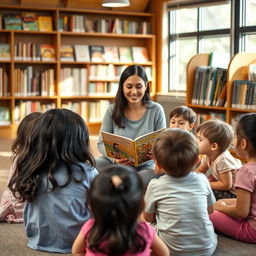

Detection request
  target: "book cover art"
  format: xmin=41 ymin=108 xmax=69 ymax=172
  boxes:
xmin=74 ymin=45 xmax=90 ymax=62
xmin=103 ymin=46 xmax=119 ymax=62
xmin=89 ymin=45 xmax=105 ymax=62
xmin=38 ymin=16 xmax=53 ymax=32
xmin=102 ymin=128 xmax=165 ymax=166
xmin=132 ymin=46 xmax=149 ymax=63
xmin=22 ymin=12 xmax=38 ymax=31
xmin=0 ymin=44 xmax=11 ymax=60
xmin=119 ymin=46 xmax=133 ymax=63
xmin=40 ymin=44 xmax=55 ymax=61
xmin=60 ymin=45 xmax=74 ymax=61
xmin=0 ymin=106 xmax=11 ymax=125
xmin=4 ymin=14 xmax=22 ymax=30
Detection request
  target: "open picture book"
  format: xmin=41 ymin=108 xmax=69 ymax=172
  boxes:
xmin=102 ymin=128 xmax=165 ymax=167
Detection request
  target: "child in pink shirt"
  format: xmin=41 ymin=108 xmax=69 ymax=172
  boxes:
xmin=72 ymin=165 xmax=169 ymax=256
xmin=210 ymin=113 xmax=256 ymax=243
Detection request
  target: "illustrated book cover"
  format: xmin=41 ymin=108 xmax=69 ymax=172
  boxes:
xmin=38 ymin=16 xmax=53 ymax=32
xmin=102 ymin=128 xmax=165 ymax=167
xmin=40 ymin=44 xmax=55 ymax=61
xmin=119 ymin=46 xmax=133 ymax=63
xmin=103 ymin=46 xmax=119 ymax=62
xmin=0 ymin=44 xmax=11 ymax=60
xmin=4 ymin=14 xmax=22 ymax=30
xmin=22 ymin=12 xmax=38 ymax=31
xmin=74 ymin=45 xmax=90 ymax=62
xmin=132 ymin=46 xmax=150 ymax=63
xmin=60 ymin=45 xmax=74 ymax=61
xmin=89 ymin=45 xmax=105 ymax=62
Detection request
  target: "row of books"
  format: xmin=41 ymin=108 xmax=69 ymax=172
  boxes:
xmin=14 ymin=67 xmax=55 ymax=97
xmin=0 ymin=13 xmax=150 ymax=35
xmin=89 ymin=64 xmax=152 ymax=80
xmin=14 ymin=101 xmax=56 ymax=123
xmin=0 ymin=13 xmax=53 ymax=31
xmin=88 ymin=82 xmax=118 ymax=96
xmin=232 ymin=80 xmax=256 ymax=110
xmin=0 ymin=106 xmax=11 ymax=125
xmin=3 ymin=43 xmax=150 ymax=63
xmin=195 ymin=112 xmax=226 ymax=127
xmin=61 ymin=45 xmax=150 ymax=63
xmin=60 ymin=68 xmax=87 ymax=96
xmin=62 ymin=100 xmax=110 ymax=123
xmin=58 ymin=15 xmax=150 ymax=34
xmin=192 ymin=66 xmax=227 ymax=107
xmin=0 ymin=67 xmax=9 ymax=97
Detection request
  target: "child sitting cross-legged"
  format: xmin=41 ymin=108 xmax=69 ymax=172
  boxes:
xmin=144 ymin=129 xmax=217 ymax=255
xmin=210 ymin=113 xmax=256 ymax=243
xmin=194 ymin=119 xmax=242 ymax=199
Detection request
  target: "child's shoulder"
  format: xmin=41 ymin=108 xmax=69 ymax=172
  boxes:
xmin=215 ymin=151 xmax=242 ymax=168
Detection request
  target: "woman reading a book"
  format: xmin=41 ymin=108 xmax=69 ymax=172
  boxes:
xmin=96 ymin=65 xmax=166 ymax=187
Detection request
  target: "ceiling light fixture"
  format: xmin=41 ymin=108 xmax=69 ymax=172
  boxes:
xmin=102 ymin=0 xmax=130 ymax=8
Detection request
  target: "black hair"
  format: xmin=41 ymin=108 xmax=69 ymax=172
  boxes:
xmin=236 ymin=113 xmax=256 ymax=157
xmin=169 ymin=105 xmax=197 ymax=124
xmin=112 ymin=65 xmax=150 ymax=128
xmin=11 ymin=112 xmax=42 ymax=157
xmin=8 ymin=108 xmax=95 ymax=202
xmin=85 ymin=165 xmax=146 ymax=255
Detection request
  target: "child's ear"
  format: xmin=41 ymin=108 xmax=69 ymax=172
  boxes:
xmin=189 ymin=123 xmax=195 ymax=131
xmin=211 ymin=142 xmax=219 ymax=151
xmin=154 ymin=160 xmax=164 ymax=175
xmin=240 ymin=138 xmax=247 ymax=150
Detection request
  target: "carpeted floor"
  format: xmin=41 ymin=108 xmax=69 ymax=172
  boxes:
xmin=0 ymin=137 xmax=256 ymax=255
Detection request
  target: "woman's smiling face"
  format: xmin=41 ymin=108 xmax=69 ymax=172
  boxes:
xmin=122 ymin=75 xmax=147 ymax=104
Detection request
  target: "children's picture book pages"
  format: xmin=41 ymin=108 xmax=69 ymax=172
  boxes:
xmin=102 ymin=131 xmax=136 ymax=165
xmin=134 ymin=128 xmax=166 ymax=166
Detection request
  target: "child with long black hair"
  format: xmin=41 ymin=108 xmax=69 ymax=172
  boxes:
xmin=72 ymin=165 xmax=169 ymax=256
xmin=8 ymin=108 xmax=98 ymax=253
xmin=0 ymin=112 xmax=41 ymax=223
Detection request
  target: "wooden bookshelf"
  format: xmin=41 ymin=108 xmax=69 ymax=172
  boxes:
xmin=0 ymin=5 xmax=155 ymax=138
xmin=186 ymin=52 xmax=256 ymax=127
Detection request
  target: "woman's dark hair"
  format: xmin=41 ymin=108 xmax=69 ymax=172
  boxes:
xmin=11 ymin=112 xmax=42 ymax=157
xmin=86 ymin=165 xmax=146 ymax=255
xmin=8 ymin=108 xmax=95 ymax=202
xmin=236 ymin=113 xmax=256 ymax=157
xmin=112 ymin=65 xmax=150 ymax=128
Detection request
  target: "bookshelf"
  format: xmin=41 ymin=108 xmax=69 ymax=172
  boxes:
xmin=186 ymin=52 xmax=256 ymax=128
xmin=0 ymin=5 xmax=155 ymax=138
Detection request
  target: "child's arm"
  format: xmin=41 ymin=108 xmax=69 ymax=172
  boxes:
xmin=214 ymin=188 xmax=251 ymax=219
xmin=209 ymin=171 xmax=232 ymax=190
xmin=207 ymin=205 xmax=214 ymax=214
xmin=72 ymin=230 xmax=86 ymax=256
xmin=143 ymin=211 xmax=156 ymax=223
xmin=151 ymin=234 xmax=169 ymax=256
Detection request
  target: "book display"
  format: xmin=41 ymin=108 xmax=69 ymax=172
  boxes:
xmin=0 ymin=5 xmax=155 ymax=138
xmin=186 ymin=52 xmax=256 ymax=129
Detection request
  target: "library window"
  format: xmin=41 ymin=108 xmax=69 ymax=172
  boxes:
xmin=167 ymin=1 xmax=231 ymax=91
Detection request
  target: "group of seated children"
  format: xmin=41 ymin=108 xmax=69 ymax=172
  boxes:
xmin=0 ymin=106 xmax=255 ymax=255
